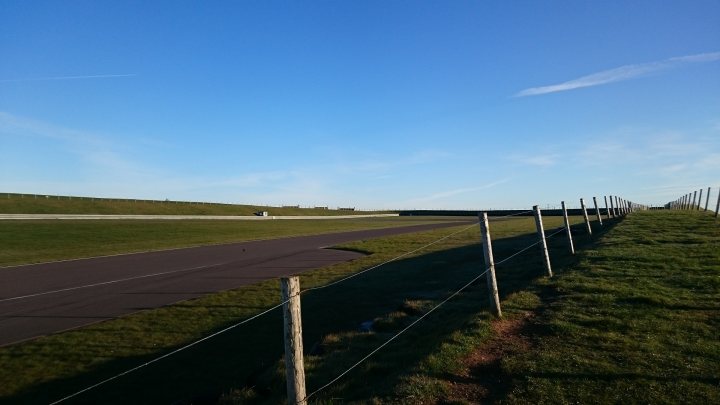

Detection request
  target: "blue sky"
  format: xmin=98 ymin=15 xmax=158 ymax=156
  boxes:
xmin=1 ymin=1 xmax=719 ymax=210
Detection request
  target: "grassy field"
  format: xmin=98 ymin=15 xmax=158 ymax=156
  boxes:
xmin=0 ymin=217 xmax=451 ymax=267
xmin=0 ymin=214 xmax=586 ymax=404
xmin=495 ymin=210 xmax=720 ymax=404
xmin=0 ymin=193 xmax=386 ymax=216
xmin=2 ymin=209 xmax=715 ymax=404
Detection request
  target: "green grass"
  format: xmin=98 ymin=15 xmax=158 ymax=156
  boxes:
xmin=0 ymin=193 xmax=387 ymax=216
xmin=0 ymin=217 xmax=450 ymax=266
xmin=7 ymin=210 xmax=714 ymax=404
xmin=497 ymin=210 xmax=720 ymax=404
xmin=0 ymin=215 xmax=585 ymax=404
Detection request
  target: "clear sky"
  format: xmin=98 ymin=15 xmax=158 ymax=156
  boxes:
xmin=1 ymin=1 xmax=719 ymax=210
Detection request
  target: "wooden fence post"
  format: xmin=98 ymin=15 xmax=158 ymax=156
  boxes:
xmin=533 ymin=205 xmax=553 ymax=277
xmin=479 ymin=213 xmax=502 ymax=318
xmin=715 ymin=187 xmax=720 ymax=218
xmin=281 ymin=276 xmax=307 ymax=405
xmin=580 ymin=198 xmax=592 ymax=235
xmin=705 ymin=187 xmax=711 ymax=211
xmin=692 ymin=191 xmax=697 ymax=209
xmin=697 ymin=189 xmax=703 ymax=211
xmin=561 ymin=201 xmax=575 ymax=254
xmin=609 ymin=195 xmax=616 ymax=218
xmin=593 ymin=197 xmax=603 ymax=226
xmin=604 ymin=195 xmax=612 ymax=219
xmin=612 ymin=196 xmax=617 ymax=216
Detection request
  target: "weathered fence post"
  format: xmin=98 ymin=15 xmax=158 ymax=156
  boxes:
xmin=604 ymin=195 xmax=612 ymax=219
xmin=479 ymin=213 xmax=502 ymax=318
xmin=609 ymin=195 xmax=616 ymax=218
xmin=593 ymin=197 xmax=603 ymax=226
xmin=705 ymin=187 xmax=711 ymax=211
xmin=697 ymin=189 xmax=703 ymax=210
xmin=561 ymin=201 xmax=575 ymax=254
xmin=580 ymin=198 xmax=592 ymax=236
xmin=281 ymin=276 xmax=306 ymax=405
xmin=715 ymin=187 xmax=720 ymax=218
xmin=533 ymin=205 xmax=553 ymax=277
xmin=692 ymin=191 xmax=697 ymax=209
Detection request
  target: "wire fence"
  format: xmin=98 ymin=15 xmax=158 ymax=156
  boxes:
xmin=45 ymin=195 xmax=638 ymax=404
xmin=666 ymin=186 xmax=720 ymax=218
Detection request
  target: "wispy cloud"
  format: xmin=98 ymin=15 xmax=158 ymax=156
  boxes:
xmin=0 ymin=111 xmax=152 ymax=177
xmin=330 ymin=149 xmax=452 ymax=174
xmin=515 ymin=51 xmax=720 ymax=97
xmin=0 ymin=113 xmax=306 ymax=203
xmin=0 ymin=74 xmax=136 ymax=83
xmin=398 ymin=178 xmax=511 ymax=208
xmin=511 ymin=153 xmax=559 ymax=167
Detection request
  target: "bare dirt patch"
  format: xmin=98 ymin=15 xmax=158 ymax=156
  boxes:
xmin=440 ymin=312 xmax=535 ymax=404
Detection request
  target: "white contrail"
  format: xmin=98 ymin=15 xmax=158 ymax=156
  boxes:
xmin=0 ymin=74 xmax=137 ymax=82
xmin=515 ymin=51 xmax=720 ymax=97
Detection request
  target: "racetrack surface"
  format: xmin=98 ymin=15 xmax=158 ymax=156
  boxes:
xmin=0 ymin=221 xmax=469 ymax=346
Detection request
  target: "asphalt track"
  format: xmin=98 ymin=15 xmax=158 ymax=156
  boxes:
xmin=0 ymin=221 xmax=471 ymax=346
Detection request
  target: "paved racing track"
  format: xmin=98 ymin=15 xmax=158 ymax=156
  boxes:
xmin=0 ymin=221 xmax=469 ymax=346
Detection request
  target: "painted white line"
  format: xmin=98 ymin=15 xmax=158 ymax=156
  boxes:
xmin=0 ymin=263 xmax=225 ymax=303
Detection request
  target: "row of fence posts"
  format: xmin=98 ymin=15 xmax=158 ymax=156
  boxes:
xmin=479 ymin=195 xmax=644 ymax=317
xmin=277 ymin=194 xmax=643 ymax=404
xmin=667 ymin=186 xmax=720 ymax=218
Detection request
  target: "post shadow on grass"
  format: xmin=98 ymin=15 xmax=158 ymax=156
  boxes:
xmin=3 ymin=217 xmax=621 ymax=405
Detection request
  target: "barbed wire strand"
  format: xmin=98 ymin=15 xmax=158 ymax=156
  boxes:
xmin=488 ymin=210 xmax=534 ymax=221
xmin=493 ymin=240 xmax=541 ymax=267
xmin=304 ymin=267 xmax=491 ymax=402
xmin=302 ymin=222 xmax=479 ymax=294
xmin=303 ymin=234 xmax=546 ymax=402
xmin=51 ymin=219 xmax=567 ymax=404
xmin=50 ymin=222 xmax=481 ymax=404
xmin=50 ymin=299 xmax=289 ymax=405
xmin=545 ymin=226 xmax=569 ymax=239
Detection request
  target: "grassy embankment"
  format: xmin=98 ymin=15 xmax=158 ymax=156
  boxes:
xmin=494 ymin=210 xmax=720 ymax=404
xmin=0 ymin=193 xmax=385 ymax=216
xmin=0 ymin=214 xmax=586 ymax=404
xmin=391 ymin=210 xmax=719 ymax=404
